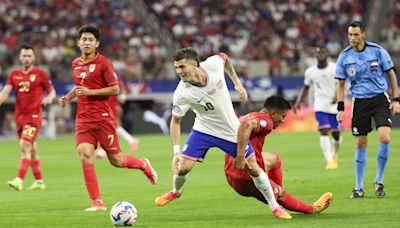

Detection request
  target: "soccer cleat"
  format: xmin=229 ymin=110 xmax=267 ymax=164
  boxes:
xmin=85 ymin=200 xmax=107 ymax=212
xmin=155 ymin=191 xmax=181 ymax=206
xmin=312 ymin=192 xmax=333 ymax=213
xmin=142 ymin=158 xmax=158 ymax=185
xmin=374 ymin=182 xmax=385 ymax=198
xmin=272 ymin=207 xmax=292 ymax=219
xmin=7 ymin=177 xmax=23 ymax=191
xmin=27 ymin=181 xmax=46 ymax=190
xmin=325 ymin=160 xmax=338 ymax=170
xmin=130 ymin=139 xmax=139 ymax=153
xmin=350 ymin=189 xmax=364 ymax=199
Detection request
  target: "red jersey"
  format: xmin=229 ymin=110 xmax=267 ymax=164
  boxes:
xmin=72 ymin=53 xmax=119 ymax=123
xmin=6 ymin=66 xmax=53 ymax=124
xmin=224 ymin=111 xmax=273 ymax=180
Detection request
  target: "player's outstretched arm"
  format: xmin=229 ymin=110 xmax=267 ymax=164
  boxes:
xmin=235 ymin=117 xmax=258 ymax=170
xmin=75 ymin=84 xmax=119 ymax=97
xmin=170 ymin=115 xmax=183 ymax=173
xmin=42 ymin=88 xmax=56 ymax=106
xmin=293 ymin=85 xmax=310 ymax=114
xmin=387 ymin=69 xmax=400 ymax=114
xmin=0 ymin=85 xmax=12 ymax=107
xmin=221 ymin=53 xmax=248 ymax=102
xmin=58 ymin=86 xmax=77 ymax=107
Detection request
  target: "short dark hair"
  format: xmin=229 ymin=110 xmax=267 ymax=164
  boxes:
xmin=174 ymin=47 xmax=200 ymax=66
xmin=349 ymin=21 xmax=365 ymax=32
xmin=263 ymin=95 xmax=291 ymax=111
xmin=78 ymin=24 xmax=100 ymax=40
xmin=19 ymin=44 xmax=34 ymax=52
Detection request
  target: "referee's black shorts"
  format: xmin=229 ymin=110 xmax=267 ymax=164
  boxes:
xmin=352 ymin=93 xmax=391 ymax=136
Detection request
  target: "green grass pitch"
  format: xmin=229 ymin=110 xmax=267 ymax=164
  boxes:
xmin=1 ymin=130 xmax=400 ymax=227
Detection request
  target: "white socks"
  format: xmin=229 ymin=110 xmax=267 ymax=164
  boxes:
xmin=251 ymin=169 xmax=279 ymax=210
xmin=173 ymin=174 xmax=187 ymax=194
xmin=320 ymin=135 xmax=332 ymax=163
xmin=116 ymin=126 xmax=135 ymax=144
xmin=331 ymin=137 xmax=341 ymax=155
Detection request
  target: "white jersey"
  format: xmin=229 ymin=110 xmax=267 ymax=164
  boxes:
xmin=172 ymin=55 xmax=240 ymax=143
xmin=304 ymin=61 xmax=337 ymax=114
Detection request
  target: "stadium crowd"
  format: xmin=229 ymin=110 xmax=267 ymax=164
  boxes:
xmin=2 ymin=0 xmax=397 ymax=80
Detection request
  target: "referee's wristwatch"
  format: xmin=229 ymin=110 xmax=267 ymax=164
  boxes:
xmin=393 ymin=97 xmax=400 ymax=103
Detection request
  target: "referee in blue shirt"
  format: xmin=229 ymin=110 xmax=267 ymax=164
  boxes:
xmin=336 ymin=21 xmax=400 ymax=199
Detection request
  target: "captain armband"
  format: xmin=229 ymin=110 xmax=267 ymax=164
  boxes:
xmin=337 ymin=101 xmax=345 ymax=111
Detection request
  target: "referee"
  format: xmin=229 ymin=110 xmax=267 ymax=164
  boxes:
xmin=336 ymin=21 xmax=400 ymax=199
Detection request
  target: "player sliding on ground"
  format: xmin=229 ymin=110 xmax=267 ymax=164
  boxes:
xmin=155 ymin=47 xmax=291 ymax=219
xmin=225 ymin=96 xmax=333 ymax=215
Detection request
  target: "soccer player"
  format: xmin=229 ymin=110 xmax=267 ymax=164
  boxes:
xmin=294 ymin=46 xmax=341 ymax=170
xmin=336 ymin=21 xmax=400 ymax=198
xmin=225 ymin=95 xmax=333 ymax=215
xmin=155 ymin=47 xmax=291 ymax=219
xmin=0 ymin=44 xmax=55 ymax=191
xmin=58 ymin=25 xmax=157 ymax=211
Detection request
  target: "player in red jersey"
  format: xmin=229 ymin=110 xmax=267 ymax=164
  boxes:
xmin=0 ymin=44 xmax=55 ymax=191
xmin=226 ymin=95 xmax=333 ymax=216
xmin=58 ymin=25 xmax=157 ymax=212
xmin=96 ymin=80 xmax=139 ymax=159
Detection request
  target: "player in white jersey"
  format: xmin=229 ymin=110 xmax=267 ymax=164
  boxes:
xmin=294 ymin=46 xmax=341 ymax=170
xmin=155 ymin=47 xmax=291 ymax=219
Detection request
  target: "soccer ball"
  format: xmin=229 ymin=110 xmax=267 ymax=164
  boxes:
xmin=110 ymin=201 xmax=137 ymax=226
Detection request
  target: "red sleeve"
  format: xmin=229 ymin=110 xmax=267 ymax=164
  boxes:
xmin=6 ymin=72 xmax=14 ymax=87
xmin=217 ymin=53 xmax=227 ymax=64
xmin=102 ymin=59 xmax=119 ymax=86
xmin=256 ymin=116 xmax=273 ymax=135
xmin=40 ymin=70 xmax=54 ymax=91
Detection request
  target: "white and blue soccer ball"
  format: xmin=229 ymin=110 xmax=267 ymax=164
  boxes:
xmin=110 ymin=201 xmax=137 ymax=226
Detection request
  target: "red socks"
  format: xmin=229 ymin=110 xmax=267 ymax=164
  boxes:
xmin=82 ymin=164 xmax=101 ymax=200
xmin=268 ymin=153 xmax=282 ymax=186
xmin=17 ymin=158 xmax=31 ymax=180
xmin=123 ymin=155 xmax=145 ymax=169
xmin=31 ymin=160 xmax=42 ymax=180
xmin=278 ymin=190 xmax=314 ymax=214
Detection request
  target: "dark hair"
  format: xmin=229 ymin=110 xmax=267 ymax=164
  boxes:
xmin=19 ymin=44 xmax=34 ymax=52
xmin=78 ymin=24 xmax=100 ymax=40
xmin=263 ymin=95 xmax=291 ymax=111
xmin=349 ymin=21 xmax=365 ymax=32
xmin=174 ymin=47 xmax=200 ymax=66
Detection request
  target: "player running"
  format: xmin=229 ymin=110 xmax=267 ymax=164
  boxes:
xmin=0 ymin=44 xmax=55 ymax=191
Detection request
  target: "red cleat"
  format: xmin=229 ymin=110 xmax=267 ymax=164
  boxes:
xmin=142 ymin=158 xmax=158 ymax=184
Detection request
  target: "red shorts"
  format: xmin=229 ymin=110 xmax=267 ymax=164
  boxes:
xmin=225 ymin=175 xmax=281 ymax=204
xmin=76 ymin=120 xmax=121 ymax=154
xmin=17 ymin=122 xmax=41 ymax=144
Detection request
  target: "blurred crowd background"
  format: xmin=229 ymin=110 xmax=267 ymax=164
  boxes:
xmin=3 ymin=0 xmax=397 ymax=82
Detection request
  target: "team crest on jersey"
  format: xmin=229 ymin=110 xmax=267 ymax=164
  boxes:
xmin=347 ymin=67 xmax=356 ymax=77
xmin=89 ymin=64 xmax=96 ymax=72
xmin=29 ymin=75 xmax=36 ymax=82
xmin=260 ymin=120 xmax=267 ymax=128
